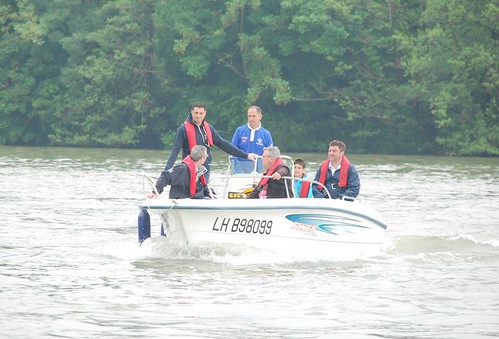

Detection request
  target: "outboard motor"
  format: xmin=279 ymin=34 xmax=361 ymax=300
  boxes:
xmin=138 ymin=209 xmax=151 ymax=244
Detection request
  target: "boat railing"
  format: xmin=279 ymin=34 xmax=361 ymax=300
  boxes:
xmin=144 ymin=173 xmax=354 ymax=201
xmin=143 ymin=174 xmax=160 ymax=197
xmin=289 ymin=176 xmax=334 ymax=199
xmin=208 ymin=173 xmax=337 ymax=200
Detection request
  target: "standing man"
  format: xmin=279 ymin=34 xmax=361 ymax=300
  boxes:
xmin=231 ymin=105 xmax=273 ymax=173
xmin=164 ymin=102 xmax=257 ymax=179
xmin=312 ymin=140 xmax=360 ymax=200
xmin=247 ymin=146 xmax=293 ymax=199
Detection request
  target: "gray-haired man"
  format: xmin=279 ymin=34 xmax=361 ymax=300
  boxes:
xmin=150 ymin=145 xmax=213 ymax=199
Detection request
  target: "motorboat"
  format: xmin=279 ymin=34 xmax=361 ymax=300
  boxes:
xmin=138 ymin=156 xmax=387 ymax=260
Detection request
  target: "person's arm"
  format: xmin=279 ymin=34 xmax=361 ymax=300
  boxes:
xmin=342 ymin=165 xmax=360 ymax=198
xmin=211 ymin=126 xmax=250 ymax=159
xmin=165 ymin=126 xmax=185 ymax=170
xmin=312 ymin=169 xmax=326 ymax=198
xmin=265 ymin=129 xmax=274 ymax=147
xmin=155 ymin=168 xmax=173 ymax=194
xmin=276 ymin=166 xmax=290 ymax=178
xmin=168 ymin=164 xmax=196 ymax=199
xmin=246 ymin=186 xmax=260 ymax=199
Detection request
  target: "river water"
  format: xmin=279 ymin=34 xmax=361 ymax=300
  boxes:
xmin=1 ymin=146 xmax=498 ymax=338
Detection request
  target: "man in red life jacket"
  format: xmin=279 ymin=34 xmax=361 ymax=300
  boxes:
xmin=247 ymin=146 xmax=293 ymax=199
xmin=312 ymin=140 xmax=360 ymax=200
xmin=149 ymin=145 xmax=213 ymax=199
xmin=164 ymin=102 xmax=258 ymax=179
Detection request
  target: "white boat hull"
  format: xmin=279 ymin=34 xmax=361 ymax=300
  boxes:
xmin=139 ymin=198 xmax=387 ymax=260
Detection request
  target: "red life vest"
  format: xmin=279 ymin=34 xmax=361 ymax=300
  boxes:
xmin=182 ymin=156 xmax=207 ymax=196
xmin=317 ymin=156 xmax=350 ymax=191
xmin=184 ymin=121 xmax=214 ymax=151
xmin=299 ymin=180 xmax=311 ymax=198
xmin=257 ymin=157 xmax=283 ymax=188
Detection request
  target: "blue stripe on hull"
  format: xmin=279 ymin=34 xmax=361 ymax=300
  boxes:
xmin=286 ymin=213 xmax=371 ymax=235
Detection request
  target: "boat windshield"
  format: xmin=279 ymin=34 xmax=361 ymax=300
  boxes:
xmin=228 ymin=155 xmax=295 ymax=176
xmin=229 ymin=156 xmax=264 ymax=175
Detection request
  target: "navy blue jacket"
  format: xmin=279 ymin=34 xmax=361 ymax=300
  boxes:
xmin=165 ymin=114 xmax=249 ymax=177
xmin=155 ymin=163 xmax=210 ymax=199
xmin=312 ymin=163 xmax=360 ymax=199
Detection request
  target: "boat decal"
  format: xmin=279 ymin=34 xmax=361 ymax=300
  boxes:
xmin=227 ymin=191 xmax=247 ymax=199
xmin=286 ymin=214 xmax=370 ymax=235
xmin=290 ymin=222 xmax=317 ymax=235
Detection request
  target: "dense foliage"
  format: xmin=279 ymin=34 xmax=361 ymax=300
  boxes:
xmin=1 ymin=0 xmax=497 ymax=155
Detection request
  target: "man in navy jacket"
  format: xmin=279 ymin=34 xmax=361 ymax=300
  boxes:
xmin=312 ymin=140 xmax=360 ymax=200
xmin=165 ymin=102 xmax=257 ymax=179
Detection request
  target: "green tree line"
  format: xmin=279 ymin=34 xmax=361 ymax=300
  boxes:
xmin=0 ymin=0 xmax=497 ymax=155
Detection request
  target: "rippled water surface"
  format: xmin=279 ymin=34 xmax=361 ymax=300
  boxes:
xmin=1 ymin=146 xmax=498 ymax=338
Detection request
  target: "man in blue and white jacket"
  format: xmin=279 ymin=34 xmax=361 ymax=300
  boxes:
xmin=231 ymin=106 xmax=274 ymax=173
